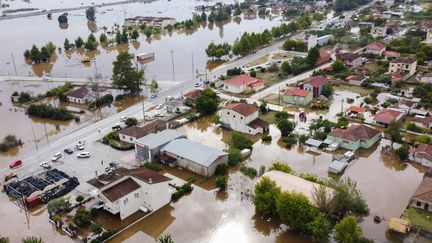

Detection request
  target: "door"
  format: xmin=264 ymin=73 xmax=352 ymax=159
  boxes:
xmin=425 ymin=203 xmax=429 ymax=211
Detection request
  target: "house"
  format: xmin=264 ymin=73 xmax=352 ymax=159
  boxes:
xmin=160 ymin=138 xmax=228 ymax=177
xmin=411 ymin=116 xmax=432 ymax=129
xmin=223 ymin=75 xmax=265 ymax=94
xmin=358 ymin=22 xmax=375 ymax=29
xmin=283 ymin=88 xmax=313 ymax=106
xmin=259 ymin=170 xmax=335 ymax=206
xmin=346 ymin=75 xmax=367 ymax=86
xmin=336 ymin=52 xmax=362 ymax=68
xmin=397 ymin=99 xmax=416 ymax=111
xmin=389 ymin=57 xmax=417 ymax=77
xmin=218 ymin=102 xmax=269 ymax=135
xmin=64 ymin=87 xmax=93 ymax=104
xmin=165 ymin=100 xmax=190 ymax=114
xmin=183 ymin=89 xmax=203 ymax=105
xmin=364 ymin=42 xmax=386 ymax=56
xmin=299 ymin=76 xmax=327 ymax=98
xmin=382 ymin=10 xmax=403 ymax=19
xmin=119 ymin=119 xmax=166 ymax=143
xmin=409 ymin=172 xmax=432 ymax=211
xmin=135 ymin=129 xmax=186 ymax=162
xmin=371 ymin=26 xmax=388 ymax=38
xmin=374 ymin=108 xmax=405 ymax=126
xmin=317 ymin=35 xmax=334 ymax=46
xmin=409 ymin=144 xmax=432 ymax=168
xmin=347 ymin=105 xmax=365 ymax=117
xmin=420 ymin=73 xmax=432 ymax=83
xmin=87 ymin=168 xmax=172 ymax=220
xmin=326 ymin=124 xmax=381 ymax=151
xmin=124 ymin=16 xmax=176 ymax=28
xmin=384 ymin=51 xmax=400 ymax=60
xmin=316 ymin=50 xmax=330 ymax=66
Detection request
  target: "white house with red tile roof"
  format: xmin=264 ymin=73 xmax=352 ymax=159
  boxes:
xmin=218 ymin=102 xmax=269 ymax=135
xmin=283 ymin=88 xmax=313 ymax=106
xmin=410 ymin=144 xmax=432 ymax=168
xmin=411 ymin=115 xmax=432 ymax=129
xmin=364 ymin=42 xmax=386 ymax=56
xmin=299 ymin=76 xmax=327 ymax=98
xmin=222 ymin=75 xmax=265 ymax=94
xmin=374 ymin=108 xmax=405 ymax=126
xmin=409 ymin=172 xmax=432 ymax=212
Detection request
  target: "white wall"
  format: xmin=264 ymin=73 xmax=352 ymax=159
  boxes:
xmin=219 ymin=109 xmax=258 ymax=134
xmin=223 ymin=83 xmax=245 ymax=94
xmin=118 ymin=188 xmax=142 ymax=220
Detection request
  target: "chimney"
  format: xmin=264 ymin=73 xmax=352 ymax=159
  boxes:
xmin=149 ymin=178 xmax=153 ymax=184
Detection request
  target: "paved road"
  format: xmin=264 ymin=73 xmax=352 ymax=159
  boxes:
xmin=0 ymin=75 xmax=92 ymax=83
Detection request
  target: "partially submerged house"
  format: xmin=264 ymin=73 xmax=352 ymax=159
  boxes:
xmin=222 ymin=75 xmax=265 ymax=94
xmin=411 ymin=115 xmax=432 ymax=129
xmin=64 ymin=87 xmax=93 ymax=104
xmin=326 ymin=124 xmax=381 ymax=151
xmin=374 ymin=108 xmax=405 ymax=126
xmin=409 ymin=143 xmax=432 ymax=168
xmin=218 ymin=102 xmax=269 ymax=135
xmin=87 ymin=168 xmax=172 ymax=220
xmin=283 ymin=88 xmax=313 ymax=106
xmin=409 ymin=172 xmax=432 ymax=212
xmin=119 ymin=119 xmax=166 ymax=144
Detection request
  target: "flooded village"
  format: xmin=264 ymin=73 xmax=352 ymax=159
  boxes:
xmin=1 ymin=0 xmax=432 ymax=243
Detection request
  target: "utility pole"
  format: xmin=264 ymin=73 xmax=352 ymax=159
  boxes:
xmin=278 ymin=85 xmax=281 ymax=107
xmin=170 ymin=50 xmax=175 ymax=81
xmin=32 ymin=127 xmax=38 ymax=152
xmin=341 ymin=99 xmax=344 ymax=115
xmin=43 ymin=123 xmax=50 ymax=145
xmin=11 ymin=52 xmax=18 ymax=76
xmin=191 ymin=51 xmax=195 ymax=82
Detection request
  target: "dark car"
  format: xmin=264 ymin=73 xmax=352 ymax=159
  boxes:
xmin=64 ymin=148 xmax=73 ymax=154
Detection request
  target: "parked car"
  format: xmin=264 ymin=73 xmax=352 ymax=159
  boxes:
xmin=40 ymin=162 xmax=51 ymax=169
xmin=112 ymin=124 xmax=121 ymax=131
xmin=150 ymin=93 xmax=157 ymax=99
xmin=155 ymin=112 xmax=164 ymax=117
xmin=51 ymin=152 xmax=62 ymax=162
xmin=9 ymin=160 xmax=22 ymax=169
xmin=64 ymin=148 xmax=73 ymax=154
xmin=42 ymin=76 xmax=51 ymax=81
xmin=156 ymin=104 xmax=164 ymax=110
xmin=167 ymin=96 xmax=174 ymax=100
xmin=77 ymin=152 xmax=90 ymax=158
xmin=194 ymin=82 xmax=201 ymax=87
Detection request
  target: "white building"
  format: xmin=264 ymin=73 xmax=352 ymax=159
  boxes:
xmin=218 ymin=102 xmax=269 ymax=135
xmin=64 ymin=87 xmax=93 ymax=104
xmin=371 ymin=26 xmax=388 ymax=38
xmin=223 ymin=75 xmax=265 ymax=94
xmin=119 ymin=119 xmax=166 ymax=144
xmin=87 ymin=168 xmax=172 ymax=220
xmin=135 ymin=129 xmax=185 ymax=162
xmin=389 ymin=57 xmax=417 ymax=77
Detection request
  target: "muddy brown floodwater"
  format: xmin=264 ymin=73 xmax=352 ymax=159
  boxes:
xmin=106 ymin=115 xmax=427 ymax=243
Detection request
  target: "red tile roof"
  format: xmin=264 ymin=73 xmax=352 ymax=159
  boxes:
xmin=224 ymin=75 xmax=264 ymax=86
xmin=184 ymin=89 xmax=203 ymax=101
xmin=303 ymin=76 xmax=327 ymax=88
xmin=336 ymin=52 xmax=361 ymax=62
xmin=367 ymin=42 xmax=386 ymax=50
xmin=384 ymin=51 xmax=400 ymax=58
xmin=119 ymin=119 xmax=166 ymax=139
xmin=374 ymin=109 xmax=404 ymax=124
xmin=102 ymin=177 xmax=141 ymax=202
xmin=348 ymin=106 xmax=365 ymax=113
xmin=412 ymin=116 xmax=431 ymax=127
xmin=284 ymin=88 xmax=310 ymax=97
xmin=412 ymin=172 xmax=432 ymax=204
xmin=224 ymin=102 xmax=258 ymax=117
xmin=328 ymin=124 xmax=381 ymax=142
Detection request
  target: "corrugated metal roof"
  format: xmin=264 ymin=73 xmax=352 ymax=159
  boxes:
xmin=135 ymin=129 xmax=185 ymax=149
xmin=305 ymin=138 xmax=322 ymax=147
xmin=161 ymin=138 xmax=227 ymax=167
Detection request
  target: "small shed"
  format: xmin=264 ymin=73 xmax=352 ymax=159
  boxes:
xmin=328 ymin=160 xmax=348 ymax=174
xmin=305 ymin=138 xmax=323 ymax=154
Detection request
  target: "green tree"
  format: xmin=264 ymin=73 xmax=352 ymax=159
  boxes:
xmin=231 ymin=131 xmax=253 ymax=150
xmin=327 ymin=177 xmax=368 ymax=215
xmin=196 ymin=88 xmax=220 ymax=115
xmin=276 ymin=191 xmax=318 ymax=233
xmin=158 ymin=234 xmax=174 ymax=243
xmin=90 ymin=222 xmax=103 ymax=234
xmin=336 ymin=116 xmax=349 ymax=128
xmin=99 ymin=33 xmax=107 ymax=43
xmin=277 ymin=119 xmax=295 ymax=137
xmin=228 ymin=148 xmax=242 ymax=166
xmin=321 ymin=83 xmax=334 ymax=98
xmin=125 ymin=117 xmax=138 ymax=127
xmin=151 ymin=79 xmax=158 ymax=90
xmin=384 ymin=121 xmax=403 ymax=146
xmin=254 ymin=176 xmax=281 ymax=216
xmin=0 ymin=236 xmax=9 ymax=243
xmin=121 ymin=29 xmax=129 ymax=43
xmin=40 ymin=47 xmax=51 ymax=62
xmin=24 ymin=50 xmax=31 ymax=59
xmin=335 ymin=216 xmax=362 ymax=243
xmin=281 ymin=61 xmax=292 ymax=75
xmin=332 ymin=60 xmax=347 ymax=73
xmin=216 ymin=176 xmax=228 ymax=191
xmin=47 ymin=198 xmax=70 ymax=215
xmin=85 ymin=7 xmax=96 ymax=21
xmin=75 ymin=37 xmax=84 ymax=48
xmin=131 ymin=30 xmax=140 ymax=40
xmin=30 ymin=45 xmax=41 ymax=63
xmin=307 ymin=47 xmax=320 ymax=67
xmin=307 ymin=213 xmax=331 ymax=243
xmin=395 ymin=144 xmax=409 ymax=161
xmin=21 ymin=236 xmax=43 ymax=243
xmin=312 ymin=184 xmax=334 ymax=213
xmin=259 ymin=100 xmax=268 ymax=114
xmin=112 ymin=52 xmax=144 ymax=96
xmin=73 ymin=209 xmax=91 ymax=227
xmin=64 ymin=38 xmax=71 ymax=50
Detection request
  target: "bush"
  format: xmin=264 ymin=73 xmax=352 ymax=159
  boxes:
xmin=90 ymin=222 xmax=103 ymax=235
xmin=254 ymin=176 xmax=281 ymax=216
xmin=91 ymin=230 xmax=117 ymax=243
xmin=89 ymin=94 xmax=114 ymax=109
xmin=260 ymin=67 xmax=266 ymax=73
xmin=124 ymin=117 xmax=138 ymax=127
xmin=250 ymin=70 xmax=257 ymax=77
xmin=172 ymin=182 xmax=194 ymax=201
xmin=216 ymin=176 xmax=228 ymax=191
xmin=262 ymin=134 xmax=272 ymax=142
xmin=73 ymin=209 xmax=91 ymax=227
xmin=231 ymin=131 xmax=253 ymax=150
xmin=0 ymin=135 xmax=22 ymax=152
xmin=90 ymin=208 xmax=99 ymax=217
xmin=17 ymin=92 xmax=32 ymax=103
xmin=240 ymin=166 xmax=257 ymax=179
xmin=215 ymin=164 xmax=228 ymax=175
xmin=48 ymin=198 xmax=70 ymax=215
xmin=327 ymin=177 xmax=369 ymax=215
xmin=226 ymin=67 xmax=242 ymax=76
xmin=269 ymin=161 xmax=293 ymax=174
xmin=282 ymin=134 xmax=298 ymax=148
xmin=142 ymin=162 xmax=163 ymax=172
xmin=228 ymin=148 xmax=242 ymax=166
xmin=27 ymin=104 xmax=75 ymax=120
xmin=395 ymin=145 xmax=409 ymax=161
xmin=259 ymin=165 xmax=266 ymax=176
xmin=76 ymin=195 xmax=84 ymax=203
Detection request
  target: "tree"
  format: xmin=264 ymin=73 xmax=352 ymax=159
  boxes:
xmin=112 ymin=52 xmax=144 ymax=96
xmin=30 ymin=45 xmax=41 ymax=63
xmin=254 ymin=177 xmax=281 ymax=216
xmin=85 ymin=7 xmax=96 ymax=21
xmin=336 ymin=116 xmax=349 ymax=128
xmin=307 ymin=47 xmax=320 ymax=67
xmin=231 ymin=131 xmax=253 ymax=149
xmin=277 ymin=119 xmax=295 ymax=137
xmin=228 ymin=148 xmax=242 ymax=166
xmin=312 ymin=185 xmax=334 ymax=213
xmin=40 ymin=47 xmax=51 ymax=62
xmin=73 ymin=209 xmax=91 ymax=227
xmin=47 ymin=198 xmax=70 ymax=215
xmin=216 ymin=176 xmax=228 ymax=191
xmin=90 ymin=222 xmax=103 ymax=235
xmin=64 ymin=38 xmax=71 ymax=50
xmin=384 ymin=121 xmax=403 ymax=146
xmin=99 ymin=33 xmax=107 ymax=43
xmin=327 ymin=177 xmax=369 ymax=215
xmin=259 ymin=100 xmax=268 ymax=114
xmin=75 ymin=37 xmax=84 ymax=48
xmin=307 ymin=213 xmax=331 ymax=243
xmin=158 ymin=234 xmax=174 ymax=243
xmin=121 ymin=29 xmax=129 ymax=43
xmin=151 ymin=79 xmax=158 ymax=90
xmin=196 ymin=88 xmax=220 ymax=115
xmin=395 ymin=144 xmax=409 ymax=161
xmin=125 ymin=117 xmax=138 ymax=127
xmin=276 ymin=191 xmax=318 ymax=233
xmin=281 ymin=61 xmax=292 ymax=75
xmin=131 ymin=30 xmax=140 ymax=40
xmin=21 ymin=236 xmax=43 ymax=243
xmin=332 ymin=60 xmax=347 ymax=73
xmin=335 ymin=216 xmax=363 ymax=243
xmin=0 ymin=236 xmax=9 ymax=243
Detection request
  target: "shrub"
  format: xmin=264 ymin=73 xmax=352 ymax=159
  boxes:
xmin=269 ymin=162 xmax=293 ymax=174
xmin=73 ymin=209 xmax=91 ymax=227
xmin=17 ymin=92 xmax=32 ymax=103
xmin=89 ymin=94 xmax=114 ymax=109
xmin=215 ymin=164 xmax=228 ymax=175
xmin=260 ymin=67 xmax=266 ymax=73
xmin=395 ymin=145 xmax=409 ymax=161
xmin=124 ymin=117 xmax=138 ymax=127
xmin=0 ymin=135 xmax=22 ymax=152
xmin=228 ymin=148 xmax=242 ymax=166
xmin=76 ymin=195 xmax=84 ymax=203
xmin=90 ymin=222 xmax=103 ymax=235
xmin=250 ymin=70 xmax=257 ymax=77
xmin=90 ymin=208 xmax=99 ymax=217
xmin=226 ymin=67 xmax=242 ymax=76
xmin=327 ymin=177 xmax=369 ymax=215
xmin=216 ymin=176 xmax=228 ymax=191
xmin=254 ymin=176 xmax=281 ymax=216
xmin=262 ymin=134 xmax=272 ymax=142
xmin=90 ymin=230 xmax=117 ymax=243
xmin=48 ymin=198 xmax=70 ymax=215
xmin=240 ymin=166 xmax=257 ymax=179
xmin=231 ymin=131 xmax=253 ymax=150
xmin=282 ymin=134 xmax=298 ymax=148
xmin=258 ymin=165 xmax=266 ymax=176
xmin=27 ymin=104 xmax=75 ymax=120
xmin=172 ymin=182 xmax=194 ymax=201
xmin=142 ymin=162 xmax=163 ymax=172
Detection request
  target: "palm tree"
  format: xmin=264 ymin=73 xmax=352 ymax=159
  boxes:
xmin=158 ymin=234 xmax=174 ymax=243
xmin=21 ymin=236 xmax=43 ymax=243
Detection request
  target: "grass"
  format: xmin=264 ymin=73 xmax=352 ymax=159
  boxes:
xmin=403 ymin=207 xmax=432 ymax=232
xmin=334 ymin=84 xmax=372 ymax=96
xmin=259 ymin=111 xmax=278 ymax=124
xmin=363 ymin=63 xmax=379 ymax=73
xmin=248 ymin=54 xmax=270 ymax=66
xmin=271 ymin=53 xmax=293 ymax=60
xmin=256 ymin=72 xmax=281 ymax=85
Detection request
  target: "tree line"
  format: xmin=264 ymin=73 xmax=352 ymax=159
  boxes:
xmin=23 ymin=42 xmax=56 ymax=64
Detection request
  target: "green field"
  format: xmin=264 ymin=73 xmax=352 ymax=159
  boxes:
xmin=403 ymin=208 xmax=432 ymax=232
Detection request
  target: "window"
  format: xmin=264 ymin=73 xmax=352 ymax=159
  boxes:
xmin=130 ymin=137 xmax=133 ymax=141
xmin=241 ymin=117 xmax=243 ymax=120
xmin=416 ymin=201 xmax=422 ymax=207
xmin=123 ymin=135 xmax=125 ymax=139
xmin=134 ymin=193 xmax=139 ymax=198
xmin=233 ymin=115 xmax=235 ymax=118
xmin=124 ymin=198 xmax=129 ymax=205
xmin=227 ymin=112 xmax=230 ymax=115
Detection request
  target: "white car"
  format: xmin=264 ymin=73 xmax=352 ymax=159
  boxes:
xmin=194 ymin=82 xmax=201 ymax=87
xmin=77 ymin=152 xmax=90 ymax=158
xmin=155 ymin=112 xmax=164 ymax=117
xmin=120 ymin=116 xmax=127 ymax=122
xmin=42 ymin=76 xmax=51 ymax=81
xmin=51 ymin=152 xmax=62 ymax=162
xmin=156 ymin=104 xmax=164 ymax=110
xmin=76 ymin=141 xmax=85 ymax=150
xmin=40 ymin=162 xmax=51 ymax=169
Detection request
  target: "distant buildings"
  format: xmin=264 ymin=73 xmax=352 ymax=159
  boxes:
xmin=218 ymin=102 xmax=269 ymax=135
xmin=326 ymin=124 xmax=381 ymax=151
xmin=87 ymin=168 xmax=172 ymax=220
xmin=371 ymin=26 xmax=388 ymax=38
xmin=336 ymin=52 xmax=362 ymax=68
xmin=124 ymin=16 xmax=176 ymax=28
xmin=222 ymin=75 xmax=265 ymax=94
xmin=299 ymin=76 xmax=327 ymax=98
xmin=364 ymin=42 xmax=386 ymax=56
xmin=305 ymin=34 xmax=334 ymax=50
xmin=283 ymin=88 xmax=313 ymax=106
xmin=409 ymin=144 xmax=432 ymax=168
xmin=409 ymin=172 xmax=432 ymax=212
xmin=389 ymin=57 xmax=417 ymax=77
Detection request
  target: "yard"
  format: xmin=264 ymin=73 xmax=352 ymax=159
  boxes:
xmin=247 ymin=54 xmax=270 ymax=66
xmin=334 ymin=83 xmax=373 ymax=96
xmin=403 ymin=208 xmax=432 ymax=233
xmin=256 ymin=71 xmax=282 ymax=86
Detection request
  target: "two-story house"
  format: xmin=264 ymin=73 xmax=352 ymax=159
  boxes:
xmin=299 ymin=76 xmax=327 ymax=98
xmin=389 ymin=57 xmax=417 ymax=77
xmin=336 ymin=52 xmax=362 ymax=68
xmin=371 ymin=26 xmax=388 ymax=38
xmin=218 ymin=102 xmax=269 ymax=135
